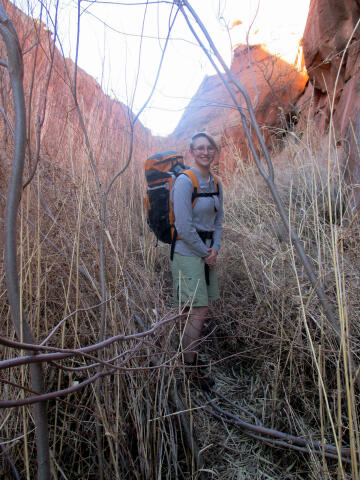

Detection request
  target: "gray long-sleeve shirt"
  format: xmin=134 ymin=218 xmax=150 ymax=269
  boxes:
xmin=172 ymin=168 xmax=224 ymax=257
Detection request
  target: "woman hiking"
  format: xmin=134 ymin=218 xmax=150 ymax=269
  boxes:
xmin=171 ymin=132 xmax=224 ymax=389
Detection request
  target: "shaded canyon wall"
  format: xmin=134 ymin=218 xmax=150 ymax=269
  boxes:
xmin=0 ymin=0 xmax=156 ymax=182
xmin=301 ymin=0 xmax=360 ymax=206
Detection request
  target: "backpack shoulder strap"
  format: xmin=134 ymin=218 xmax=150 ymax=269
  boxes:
xmin=212 ymin=174 xmax=219 ymax=194
xmin=182 ymin=169 xmax=200 ymax=207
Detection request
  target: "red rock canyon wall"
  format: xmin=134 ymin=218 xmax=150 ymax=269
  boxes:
xmin=0 ymin=0 xmax=156 ymax=181
xmin=301 ymin=0 xmax=360 ymax=206
xmin=165 ymin=43 xmax=308 ymax=174
xmin=2 ymin=0 xmax=360 ymax=199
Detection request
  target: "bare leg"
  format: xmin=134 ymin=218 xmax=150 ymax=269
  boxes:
xmin=181 ymin=306 xmax=208 ymax=363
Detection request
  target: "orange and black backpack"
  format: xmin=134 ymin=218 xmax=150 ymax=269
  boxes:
xmin=144 ymin=150 xmax=219 ymax=253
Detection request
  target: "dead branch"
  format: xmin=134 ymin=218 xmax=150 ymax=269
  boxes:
xmin=170 ymin=381 xmax=206 ymax=480
xmin=99 ymin=5 xmax=178 ymax=348
xmin=39 ymin=291 xmax=126 ymax=345
xmin=134 ymin=315 xmax=206 ymax=480
xmin=0 ymin=2 xmax=50 ymax=477
xmin=22 ymin=40 xmax=39 ymax=55
xmin=104 ymin=4 xmax=179 ymax=196
xmin=180 ymin=0 xmax=340 ymax=340
xmin=245 ymin=0 xmax=260 ymax=110
xmin=0 ymin=311 xmax=180 ymax=369
xmin=0 ymin=335 xmax=148 ymax=372
xmin=23 ymin=6 xmax=42 ymax=185
xmin=0 ymin=368 xmax=116 ymax=408
xmin=50 ymin=341 xmax=144 ymax=372
xmin=23 ymin=1 xmax=59 ymax=189
xmin=203 ymin=391 xmax=352 ymax=464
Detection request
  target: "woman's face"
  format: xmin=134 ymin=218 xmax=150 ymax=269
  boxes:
xmin=190 ymin=136 xmax=216 ymax=170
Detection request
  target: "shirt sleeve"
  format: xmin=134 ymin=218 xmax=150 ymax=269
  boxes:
xmin=173 ymin=174 xmax=209 ymax=257
xmin=212 ymin=178 xmax=224 ymax=253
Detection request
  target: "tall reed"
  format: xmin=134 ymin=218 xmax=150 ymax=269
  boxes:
xmin=1 ymin=123 xmax=359 ymax=479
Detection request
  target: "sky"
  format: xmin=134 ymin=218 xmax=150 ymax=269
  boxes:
xmin=15 ymin=0 xmax=310 ymax=136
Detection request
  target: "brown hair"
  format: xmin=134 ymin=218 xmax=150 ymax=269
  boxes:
xmin=190 ymin=132 xmax=219 ymax=152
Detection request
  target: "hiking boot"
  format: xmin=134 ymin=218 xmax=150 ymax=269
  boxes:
xmin=191 ymin=372 xmax=215 ymax=392
xmin=185 ymin=358 xmax=215 ymax=391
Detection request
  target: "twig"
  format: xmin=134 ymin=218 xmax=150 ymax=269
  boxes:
xmin=50 ymin=340 xmax=143 ymax=371
xmin=23 ymin=0 xmax=59 ymax=189
xmin=245 ymin=0 xmax=260 ymax=110
xmin=39 ymin=290 xmax=126 ymax=346
xmin=22 ymin=40 xmax=39 ymax=55
xmin=211 ymin=388 xmax=262 ymax=425
xmin=99 ymin=4 xmax=179 ymax=344
xmin=170 ymin=380 xmax=206 ymax=480
xmin=0 ymin=105 xmax=14 ymax=137
xmin=0 ymin=442 xmax=21 ymax=479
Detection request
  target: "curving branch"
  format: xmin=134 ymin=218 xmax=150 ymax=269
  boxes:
xmin=0 ymin=311 xmax=179 ymax=370
xmin=1 ymin=368 xmax=116 ymax=408
xmin=179 ymin=0 xmax=340 ymax=339
xmin=100 ymin=4 xmax=178 ymax=343
xmin=177 ymin=2 xmax=274 ymax=183
xmin=70 ymin=0 xmax=101 ymax=192
xmin=0 ymin=2 xmax=50 ymax=478
xmin=50 ymin=341 xmax=144 ymax=372
xmin=245 ymin=0 xmax=260 ymax=110
xmin=104 ymin=2 xmax=179 ymax=195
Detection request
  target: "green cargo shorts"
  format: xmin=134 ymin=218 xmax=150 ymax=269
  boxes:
xmin=171 ymin=253 xmax=219 ymax=307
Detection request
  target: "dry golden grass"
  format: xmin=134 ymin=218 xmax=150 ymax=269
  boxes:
xmin=203 ymin=131 xmax=360 ymax=479
xmin=1 ymin=126 xmax=360 ymax=479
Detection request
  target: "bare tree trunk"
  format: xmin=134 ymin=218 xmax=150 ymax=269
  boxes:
xmin=0 ymin=2 xmax=50 ymax=479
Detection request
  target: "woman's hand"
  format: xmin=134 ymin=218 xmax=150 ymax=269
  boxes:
xmin=205 ymin=248 xmax=217 ymax=268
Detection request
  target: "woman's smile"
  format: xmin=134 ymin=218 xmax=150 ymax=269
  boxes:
xmin=191 ymin=139 xmax=216 ymax=172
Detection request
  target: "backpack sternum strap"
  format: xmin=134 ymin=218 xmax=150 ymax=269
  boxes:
xmin=192 ymin=191 xmax=219 ymax=199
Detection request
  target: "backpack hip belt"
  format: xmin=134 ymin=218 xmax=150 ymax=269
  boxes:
xmin=197 ymin=231 xmax=214 ymax=243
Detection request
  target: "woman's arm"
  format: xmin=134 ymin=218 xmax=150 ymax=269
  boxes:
xmin=173 ymin=175 xmax=209 ymax=257
xmin=211 ymin=178 xmax=224 ymax=253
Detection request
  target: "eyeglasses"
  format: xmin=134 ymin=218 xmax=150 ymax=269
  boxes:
xmin=192 ymin=146 xmax=216 ymax=153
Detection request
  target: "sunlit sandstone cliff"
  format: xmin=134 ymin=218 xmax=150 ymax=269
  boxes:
xmin=165 ymin=43 xmax=308 ymax=174
xmin=0 ymin=0 xmax=155 ymax=180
